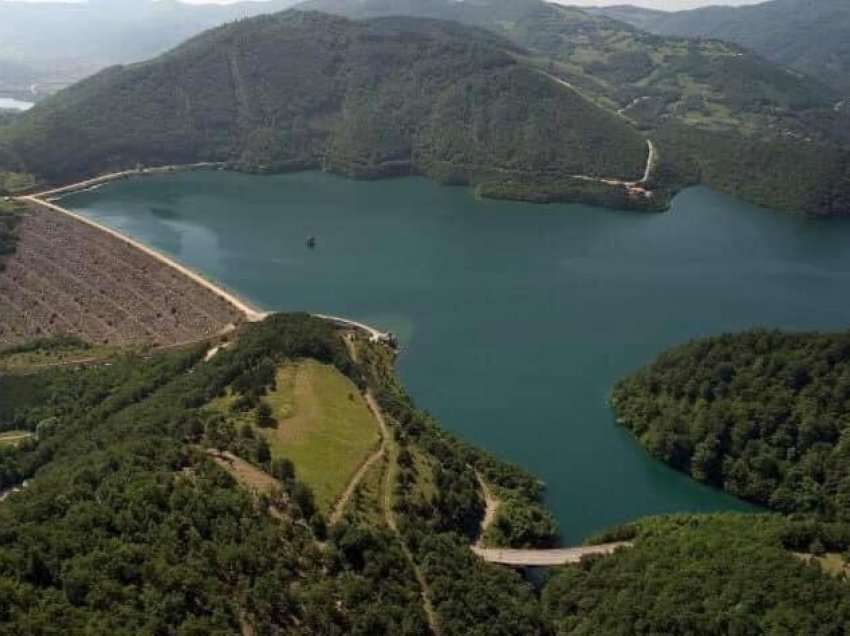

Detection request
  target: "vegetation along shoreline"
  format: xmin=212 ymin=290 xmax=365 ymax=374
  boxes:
xmin=2 ymin=1 xmax=850 ymax=632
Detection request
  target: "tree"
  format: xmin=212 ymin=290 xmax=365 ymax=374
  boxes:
xmin=255 ymin=402 xmax=275 ymax=429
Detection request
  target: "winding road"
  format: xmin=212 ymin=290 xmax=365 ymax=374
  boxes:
xmin=329 ymin=337 xmax=389 ymax=525
xmin=314 ymin=314 xmax=391 ymax=343
xmin=35 ymin=163 xmax=223 ymax=199
xmin=23 ymin=166 xmax=628 ymax=578
xmin=473 ymin=473 xmax=633 ymax=567
xmin=541 ymin=72 xmax=657 ymax=190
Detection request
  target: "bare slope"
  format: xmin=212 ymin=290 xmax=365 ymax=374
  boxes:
xmin=0 ymin=202 xmax=242 ymax=348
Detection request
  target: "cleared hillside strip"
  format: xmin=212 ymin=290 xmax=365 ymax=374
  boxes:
xmin=0 ymin=201 xmax=244 ymax=347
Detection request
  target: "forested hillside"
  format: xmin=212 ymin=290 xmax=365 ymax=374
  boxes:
xmin=302 ymin=0 xmax=834 ymax=128
xmin=595 ymin=0 xmax=850 ymax=95
xmin=0 ymin=313 xmax=556 ymax=634
xmin=2 ymin=2 xmax=849 ymax=214
xmin=0 ymin=11 xmax=653 ymax=210
xmin=0 ymin=201 xmax=20 ymax=272
xmin=544 ymin=514 xmax=850 ymax=635
xmin=613 ymin=330 xmax=850 ymax=520
xmin=0 ymin=0 xmax=301 ymax=98
xmin=298 ymin=0 xmax=850 ymax=216
xmin=2 ymin=312 xmax=848 ymax=632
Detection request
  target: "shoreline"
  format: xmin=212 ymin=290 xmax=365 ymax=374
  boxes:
xmin=16 ymin=165 xmax=394 ymax=343
xmin=18 ymin=194 xmax=268 ymax=323
xmin=34 ymin=162 xmax=225 ymax=200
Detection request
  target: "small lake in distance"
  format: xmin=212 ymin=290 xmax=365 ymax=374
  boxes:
xmin=63 ymin=171 xmax=850 ymax=542
xmin=0 ymin=97 xmax=35 ymax=111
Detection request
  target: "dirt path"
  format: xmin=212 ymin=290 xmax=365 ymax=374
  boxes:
xmin=540 ymin=72 xmax=657 ymax=189
xmin=204 ymin=341 xmax=231 ymax=362
xmin=328 ymin=409 xmax=387 ymax=525
xmin=370 ymin=391 xmax=442 ymax=636
xmin=339 ymin=335 xmax=440 ymax=633
xmin=475 ymin=472 xmax=500 ymax=549
xmin=329 ymin=334 xmax=389 ymax=524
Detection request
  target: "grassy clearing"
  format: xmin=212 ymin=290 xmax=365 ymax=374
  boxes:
xmin=264 ymin=363 xmax=297 ymax=419
xmin=0 ymin=430 xmax=33 ymax=447
xmin=204 ymin=356 xmax=383 ymax=517
xmin=259 ymin=360 xmax=379 ymax=514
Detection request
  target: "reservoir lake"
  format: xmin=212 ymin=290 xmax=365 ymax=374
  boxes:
xmin=63 ymin=170 xmax=850 ymax=542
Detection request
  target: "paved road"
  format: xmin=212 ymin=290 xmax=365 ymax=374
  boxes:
xmin=540 ymin=72 xmax=656 ymax=188
xmin=636 ymin=140 xmax=657 ymax=185
xmin=314 ymin=314 xmax=390 ymax=343
xmin=34 ymin=163 xmax=222 ymax=199
xmin=472 ymin=542 xmax=632 ymax=567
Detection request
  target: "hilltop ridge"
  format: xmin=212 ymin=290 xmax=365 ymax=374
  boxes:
xmin=296 ymin=0 xmax=850 ymax=216
xmin=0 ymin=10 xmax=654 ymax=210
xmin=592 ymin=0 xmax=850 ymax=95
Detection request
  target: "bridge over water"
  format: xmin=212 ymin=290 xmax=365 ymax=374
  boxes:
xmin=472 ymin=542 xmax=632 ymax=567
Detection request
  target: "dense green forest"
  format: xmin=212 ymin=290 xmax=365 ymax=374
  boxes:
xmin=301 ymin=0 xmax=837 ymax=131
xmin=0 ymin=314 xmax=560 ymax=634
xmin=3 ymin=314 xmax=850 ymax=632
xmin=298 ymin=0 xmax=850 ymax=216
xmin=613 ymin=329 xmax=850 ymax=520
xmin=0 ymin=200 xmax=21 ymax=271
xmin=0 ymin=11 xmax=649 ymax=210
xmin=652 ymin=124 xmax=850 ymax=216
xmin=1 ymin=2 xmax=848 ymax=214
xmin=544 ymin=514 xmax=850 ymax=635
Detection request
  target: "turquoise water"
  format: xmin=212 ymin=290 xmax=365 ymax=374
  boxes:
xmin=63 ymin=171 xmax=850 ymax=542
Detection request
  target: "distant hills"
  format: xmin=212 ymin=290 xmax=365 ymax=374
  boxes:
xmin=0 ymin=0 xmax=848 ymax=214
xmin=297 ymin=0 xmax=837 ymax=138
xmin=295 ymin=0 xmax=850 ymax=215
xmin=0 ymin=0 xmax=301 ymax=99
xmin=591 ymin=0 xmax=850 ymax=95
xmin=0 ymin=11 xmax=653 ymax=209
